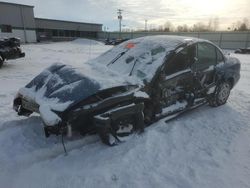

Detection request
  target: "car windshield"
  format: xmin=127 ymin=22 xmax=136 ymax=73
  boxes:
xmin=92 ymin=36 xmax=183 ymax=81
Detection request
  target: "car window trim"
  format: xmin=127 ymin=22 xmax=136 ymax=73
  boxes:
xmin=163 ymin=43 xmax=196 ymax=75
xmin=196 ymin=42 xmax=217 ymax=66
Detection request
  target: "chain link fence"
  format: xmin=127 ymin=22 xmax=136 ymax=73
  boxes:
xmin=98 ymin=31 xmax=250 ymax=49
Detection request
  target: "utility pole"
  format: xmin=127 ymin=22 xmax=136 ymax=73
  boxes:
xmin=117 ymin=9 xmax=123 ymax=38
xmin=145 ymin=19 xmax=148 ymax=31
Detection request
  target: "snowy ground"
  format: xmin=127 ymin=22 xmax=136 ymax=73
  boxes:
xmin=0 ymin=39 xmax=250 ymax=188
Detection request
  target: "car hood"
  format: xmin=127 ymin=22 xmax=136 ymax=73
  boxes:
xmin=18 ymin=63 xmax=141 ymax=126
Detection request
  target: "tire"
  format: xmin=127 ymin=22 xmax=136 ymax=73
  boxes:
xmin=98 ymin=112 xmax=144 ymax=146
xmin=208 ymin=81 xmax=231 ymax=107
xmin=0 ymin=56 xmax=3 ymax=68
xmin=99 ymin=115 xmax=135 ymax=146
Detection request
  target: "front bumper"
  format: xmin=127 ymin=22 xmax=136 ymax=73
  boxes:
xmin=14 ymin=95 xmax=64 ymax=137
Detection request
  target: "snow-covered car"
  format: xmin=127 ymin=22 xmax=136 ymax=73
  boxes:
xmin=0 ymin=37 xmax=25 ymax=68
xmin=235 ymin=47 xmax=250 ymax=54
xmin=13 ymin=35 xmax=241 ymax=145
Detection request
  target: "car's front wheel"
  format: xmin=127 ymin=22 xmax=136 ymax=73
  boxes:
xmin=209 ymin=81 xmax=231 ymax=107
xmin=98 ymin=112 xmax=144 ymax=146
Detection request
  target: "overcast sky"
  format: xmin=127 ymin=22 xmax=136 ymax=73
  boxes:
xmin=2 ymin=0 xmax=250 ymax=31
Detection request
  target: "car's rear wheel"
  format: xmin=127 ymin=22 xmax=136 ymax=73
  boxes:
xmin=209 ymin=81 xmax=231 ymax=107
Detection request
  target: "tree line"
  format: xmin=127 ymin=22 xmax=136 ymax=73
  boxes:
xmin=134 ymin=18 xmax=250 ymax=32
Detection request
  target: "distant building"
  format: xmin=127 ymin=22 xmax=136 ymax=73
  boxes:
xmin=0 ymin=1 xmax=102 ymax=42
xmin=0 ymin=2 xmax=36 ymax=42
xmin=35 ymin=18 xmax=102 ymax=42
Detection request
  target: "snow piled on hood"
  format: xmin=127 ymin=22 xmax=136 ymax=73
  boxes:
xmin=19 ymin=84 xmax=73 ymax=126
xmin=18 ymin=61 xmax=142 ymax=126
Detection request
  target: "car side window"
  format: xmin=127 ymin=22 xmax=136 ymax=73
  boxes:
xmin=165 ymin=45 xmax=195 ymax=75
xmin=192 ymin=43 xmax=216 ymax=70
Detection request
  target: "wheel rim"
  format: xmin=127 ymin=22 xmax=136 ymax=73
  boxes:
xmin=218 ymin=83 xmax=230 ymax=103
xmin=116 ymin=123 xmax=134 ymax=137
xmin=105 ymin=124 xmax=134 ymax=146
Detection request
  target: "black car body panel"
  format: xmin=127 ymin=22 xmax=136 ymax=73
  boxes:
xmin=215 ymin=56 xmax=241 ymax=88
xmin=13 ymin=35 xmax=241 ymax=145
xmin=0 ymin=37 xmax=25 ymax=67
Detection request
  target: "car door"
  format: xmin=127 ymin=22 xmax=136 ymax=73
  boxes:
xmin=156 ymin=45 xmax=196 ymax=114
xmin=191 ymin=42 xmax=218 ymax=89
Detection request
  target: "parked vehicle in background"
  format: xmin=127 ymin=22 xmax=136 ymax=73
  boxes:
xmin=0 ymin=37 xmax=25 ymax=68
xmin=235 ymin=47 xmax=250 ymax=54
xmin=13 ymin=35 xmax=240 ymax=146
xmin=105 ymin=38 xmax=129 ymax=45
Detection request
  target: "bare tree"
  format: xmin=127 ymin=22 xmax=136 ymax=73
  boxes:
xmin=158 ymin=25 xmax=164 ymax=31
xmin=207 ymin=18 xmax=213 ymax=31
xmin=239 ymin=23 xmax=248 ymax=31
xmin=212 ymin=17 xmax=219 ymax=31
xmin=164 ymin=21 xmax=174 ymax=32
xmin=231 ymin=18 xmax=249 ymax=31
xmin=177 ymin=24 xmax=189 ymax=32
xmin=207 ymin=17 xmax=219 ymax=31
xmin=192 ymin=22 xmax=208 ymax=32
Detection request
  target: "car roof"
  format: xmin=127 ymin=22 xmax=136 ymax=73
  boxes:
xmin=125 ymin=35 xmax=208 ymax=49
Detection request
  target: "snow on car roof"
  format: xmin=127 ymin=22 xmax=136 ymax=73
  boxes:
xmin=90 ymin=35 xmax=205 ymax=82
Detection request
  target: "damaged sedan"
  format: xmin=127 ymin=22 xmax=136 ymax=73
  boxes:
xmin=13 ymin=35 xmax=241 ymax=145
